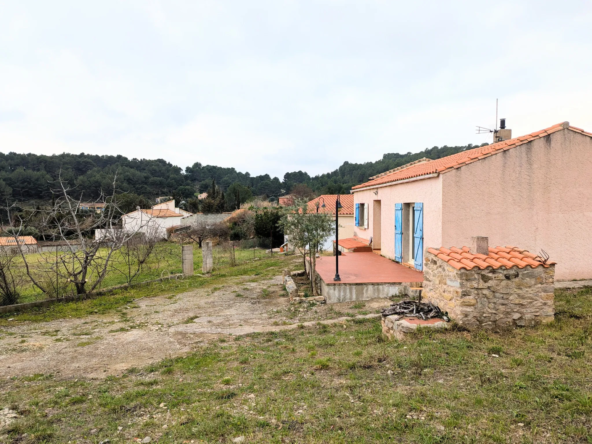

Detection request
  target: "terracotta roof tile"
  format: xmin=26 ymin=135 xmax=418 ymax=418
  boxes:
xmin=0 ymin=236 xmax=37 ymax=246
xmin=140 ymin=209 xmax=181 ymax=218
xmin=427 ymin=246 xmax=555 ymax=271
xmin=307 ymin=195 xmax=354 ymax=215
xmin=353 ymin=122 xmax=586 ymax=190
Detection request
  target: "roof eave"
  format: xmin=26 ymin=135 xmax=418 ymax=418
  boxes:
xmin=352 ymin=172 xmax=439 ymax=192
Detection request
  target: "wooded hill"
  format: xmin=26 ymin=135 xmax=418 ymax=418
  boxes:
xmin=0 ymin=142 xmax=486 ymax=203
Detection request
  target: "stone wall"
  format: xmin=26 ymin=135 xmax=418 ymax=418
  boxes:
xmin=422 ymin=252 xmax=555 ymax=329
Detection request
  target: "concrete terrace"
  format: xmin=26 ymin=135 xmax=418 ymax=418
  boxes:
xmin=312 ymin=252 xmax=423 ymax=303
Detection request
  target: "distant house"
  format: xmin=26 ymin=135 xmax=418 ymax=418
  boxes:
xmin=121 ymin=209 xmax=186 ymax=239
xmin=79 ymin=203 xmax=106 ymax=213
xmin=279 ymin=195 xmax=295 ymax=206
xmin=0 ymin=236 xmax=38 ymax=254
xmin=152 ymin=199 xmax=193 ymax=217
xmin=306 ymin=195 xmax=355 ymax=251
xmin=197 ymin=192 xmax=208 ymax=200
xmin=351 ymin=121 xmax=592 ymax=281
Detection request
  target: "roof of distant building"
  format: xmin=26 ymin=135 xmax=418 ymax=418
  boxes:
xmin=427 ymin=246 xmax=555 ymax=271
xmin=353 ymin=122 xmax=591 ymax=191
xmin=307 ymin=194 xmax=354 ymax=215
xmin=0 ymin=236 xmax=37 ymax=246
xmin=140 ymin=209 xmax=181 ymax=218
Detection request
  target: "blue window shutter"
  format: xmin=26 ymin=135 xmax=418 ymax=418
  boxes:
xmin=395 ymin=203 xmax=403 ymax=262
xmin=355 ymin=203 xmax=360 ymax=227
xmin=414 ymin=203 xmax=424 ymax=271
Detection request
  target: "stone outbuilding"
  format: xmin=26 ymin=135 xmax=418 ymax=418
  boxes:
xmin=422 ymin=237 xmax=555 ymax=329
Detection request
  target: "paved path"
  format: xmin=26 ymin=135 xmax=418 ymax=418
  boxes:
xmin=555 ymin=280 xmax=592 ymax=289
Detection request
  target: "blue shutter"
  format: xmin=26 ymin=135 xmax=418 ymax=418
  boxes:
xmin=414 ymin=203 xmax=424 ymax=271
xmin=354 ymin=203 xmax=360 ymax=227
xmin=395 ymin=203 xmax=403 ymax=262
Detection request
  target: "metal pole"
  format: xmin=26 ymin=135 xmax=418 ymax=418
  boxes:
xmin=334 ymin=195 xmax=341 ymax=281
xmin=56 ymin=246 xmax=59 ymax=299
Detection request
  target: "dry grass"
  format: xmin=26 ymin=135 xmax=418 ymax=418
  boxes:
xmin=0 ymin=286 xmax=590 ymax=443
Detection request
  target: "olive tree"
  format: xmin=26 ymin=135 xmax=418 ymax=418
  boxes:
xmin=280 ymin=200 xmax=334 ymax=295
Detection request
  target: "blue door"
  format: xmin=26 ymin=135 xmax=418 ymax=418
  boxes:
xmin=395 ymin=203 xmax=403 ymax=262
xmin=414 ymin=203 xmax=424 ymax=271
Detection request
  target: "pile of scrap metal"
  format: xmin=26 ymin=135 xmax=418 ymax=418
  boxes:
xmin=381 ymin=300 xmax=450 ymax=322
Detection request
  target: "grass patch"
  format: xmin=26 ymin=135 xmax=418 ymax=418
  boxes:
xmin=2 ymin=274 xmax=591 ymax=443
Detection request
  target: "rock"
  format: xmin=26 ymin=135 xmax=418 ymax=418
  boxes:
xmin=0 ymin=408 xmax=19 ymax=429
xmin=142 ymin=437 xmax=152 ymax=443
xmin=99 ymin=440 xmax=111 ymax=444
xmin=232 ymin=437 xmax=245 ymax=443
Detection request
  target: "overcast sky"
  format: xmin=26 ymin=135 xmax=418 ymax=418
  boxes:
xmin=1 ymin=1 xmax=591 ymax=177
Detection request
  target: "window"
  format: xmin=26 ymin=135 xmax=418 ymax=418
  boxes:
xmin=356 ymin=203 xmax=369 ymax=228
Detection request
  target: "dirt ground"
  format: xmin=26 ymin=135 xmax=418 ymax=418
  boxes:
xmin=0 ymin=275 xmax=391 ymax=380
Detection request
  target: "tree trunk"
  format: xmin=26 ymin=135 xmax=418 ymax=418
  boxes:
xmin=310 ymin=246 xmax=317 ymax=296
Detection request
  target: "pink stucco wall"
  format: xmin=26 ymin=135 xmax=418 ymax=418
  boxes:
xmin=353 ymin=176 xmax=443 ymax=262
xmin=441 ymin=129 xmax=592 ymax=281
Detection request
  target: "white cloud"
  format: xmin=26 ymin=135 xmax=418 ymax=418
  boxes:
xmin=0 ymin=0 xmax=591 ymax=179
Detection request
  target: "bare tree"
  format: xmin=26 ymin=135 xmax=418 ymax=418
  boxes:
xmin=178 ymin=221 xmax=229 ymax=248
xmin=0 ymin=248 xmax=24 ymax=306
xmin=110 ymin=224 xmax=161 ymax=285
xmin=6 ymin=174 xmax=149 ymax=297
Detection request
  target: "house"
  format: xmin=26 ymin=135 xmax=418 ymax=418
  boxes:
xmin=279 ymin=195 xmax=295 ymax=206
xmin=351 ymin=121 xmax=592 ymax=281
xmin=152 ymin=199 xmax=193 ymax=217
xmin=307 ymin=195 xmax=355 ymax=251
xmin=0 ymin=236 xmax=38 ymax=254
xmin=121 ymin=209 xmax=186 ymax=239
xmin=79 ymin=202 xmax=106 ymax=213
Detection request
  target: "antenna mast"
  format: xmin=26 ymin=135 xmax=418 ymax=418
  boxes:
xmin=476 ymin=99 xmax=500 ymax=135
xmin=495 ymin=98 xmax=498 ymax=131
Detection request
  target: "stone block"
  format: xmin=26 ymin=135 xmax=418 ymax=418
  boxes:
xmin=459 ymin=298 xmax=477 ymax=306
xmin=182 ymin=245 xmax=194 ymax=276
xmin=202 ymin=241 xmax=213 ymax=273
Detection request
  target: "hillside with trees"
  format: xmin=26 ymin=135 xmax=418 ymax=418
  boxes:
xmin=0 ymin=143 xmax=485 ymax=207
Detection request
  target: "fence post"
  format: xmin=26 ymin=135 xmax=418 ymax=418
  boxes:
xmin=202 ymin=241 xmax=213 ymax=274
xmin=182 ymin=245 xmax=194 ymax=276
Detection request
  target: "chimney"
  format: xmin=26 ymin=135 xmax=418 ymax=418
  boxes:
xmin=471 ymin=236 xmax=489 ymax=255
xmin=494 ymin=118 xmax=512 ymax=143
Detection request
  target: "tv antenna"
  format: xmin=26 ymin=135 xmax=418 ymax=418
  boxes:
xmin=476 ymin=99 xmax=499 ymax=135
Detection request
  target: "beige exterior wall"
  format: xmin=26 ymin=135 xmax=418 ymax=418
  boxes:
xmin=352 ymin=176 xmax=443 ymax=263
xmin=441 ymin=129 xmax=592 ymax=281
xmin=321 ymin=214 xmax=355 ymax=251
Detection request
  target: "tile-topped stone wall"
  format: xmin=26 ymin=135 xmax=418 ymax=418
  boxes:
xmin=422 ymin=252 xmax=555 ymax=329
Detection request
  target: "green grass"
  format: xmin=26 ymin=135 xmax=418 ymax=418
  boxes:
xmin=0 ymin=252 xmax=288 ymax=325
xmin=7 ymin=243 xmax=273 ymax=305
xmin=1 ymin=287 xmax=591 ymax=443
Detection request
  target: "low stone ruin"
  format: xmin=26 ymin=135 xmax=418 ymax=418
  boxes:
xmin=282 ymin=269 xmax=325 ymax=304
xmin=422 ymin=237 xmax=555 ymax=329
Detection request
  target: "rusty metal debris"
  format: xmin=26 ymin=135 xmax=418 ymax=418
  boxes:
xmin=534 ymin=249 xmax=550 ymax=265
xmin=381 ymin=300 xmax=450 ymax=322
